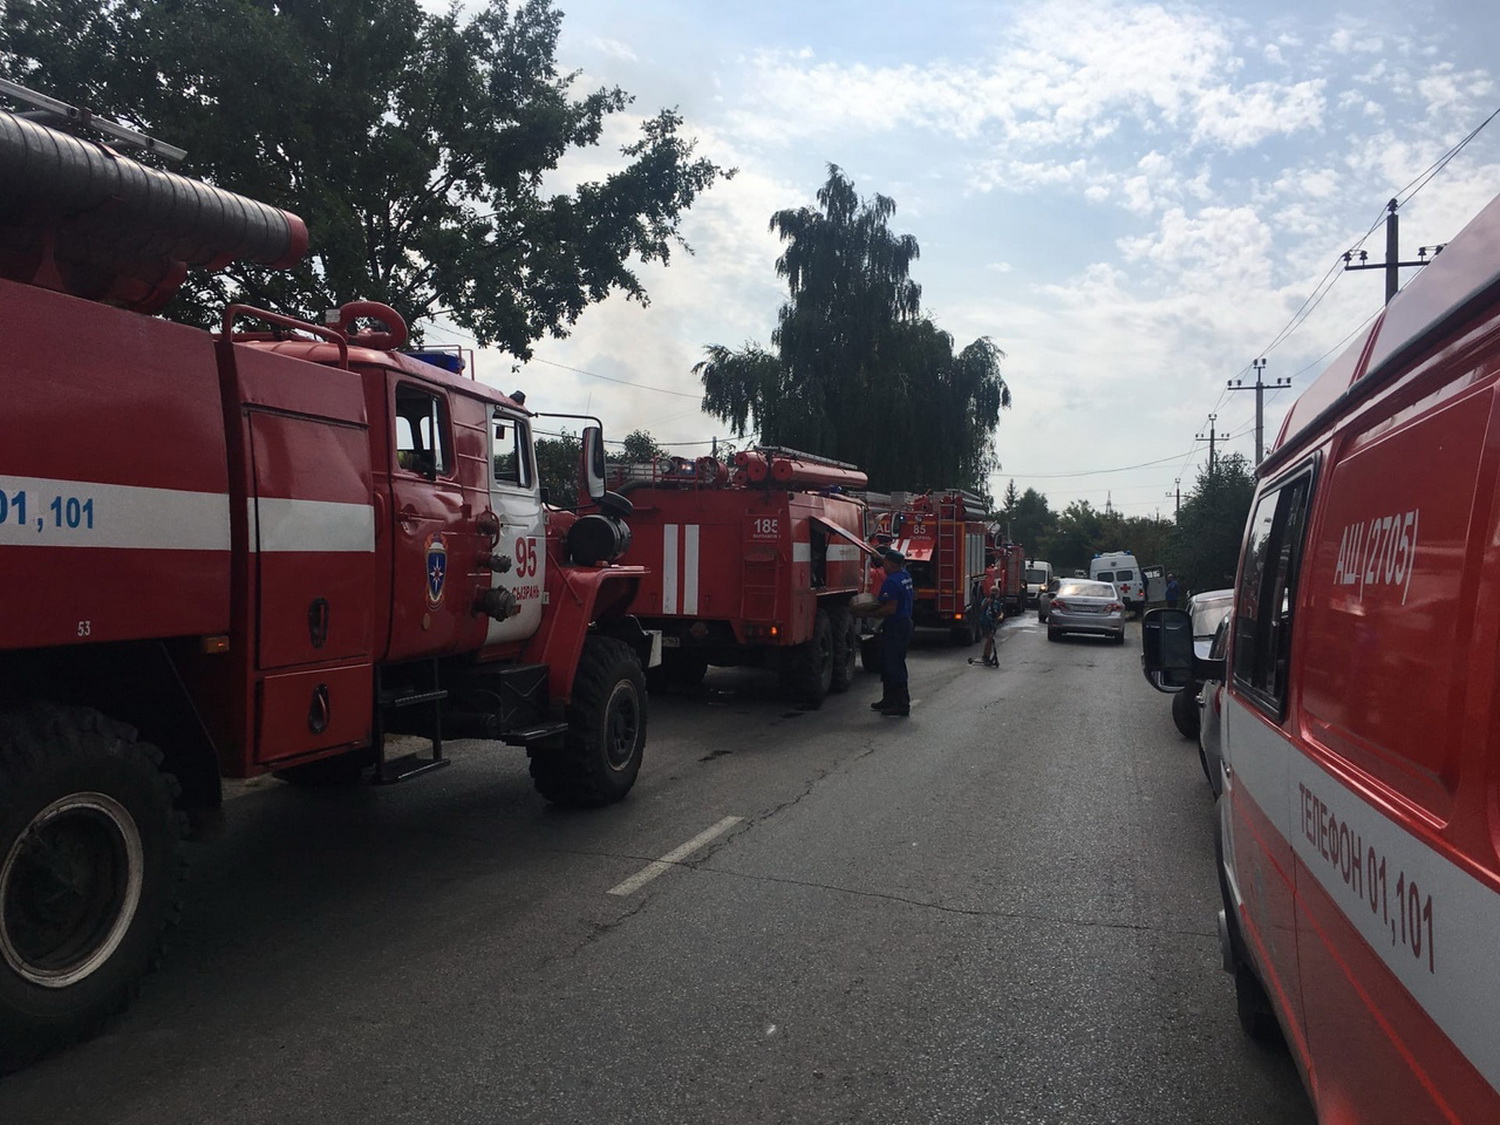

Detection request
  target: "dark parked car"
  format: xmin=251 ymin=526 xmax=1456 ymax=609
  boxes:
xmin=1169 ymin=588 xmax=1234 ymax=738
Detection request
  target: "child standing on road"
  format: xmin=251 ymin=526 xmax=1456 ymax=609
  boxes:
xmin=976 ymin=586 xmax=1004 ymax=668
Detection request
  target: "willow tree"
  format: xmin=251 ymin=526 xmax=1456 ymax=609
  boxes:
xmin=697 ymin=165 xmax=1008 ymax=493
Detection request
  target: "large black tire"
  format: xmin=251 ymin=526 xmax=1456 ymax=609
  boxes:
xmin=786 ymin=609 xmax=834 ymax=708
xmin=1172 ymin=688 xmax=1200 ymax=739
xmin=530 ymin=636 xmax=647 ymax=808
xmin=1046 ymin=627 xmax=1060 ymax=642
xmin=860 ymin=634 xmax=884 ymax=675
xmin=829 ymin=608 xmax=858 ymax=694
xmin=0 ymin=703 xmax=185 ymax=1075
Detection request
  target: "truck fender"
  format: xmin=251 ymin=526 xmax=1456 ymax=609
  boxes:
xmin=523 ymin=566 xmax=646 ymax=703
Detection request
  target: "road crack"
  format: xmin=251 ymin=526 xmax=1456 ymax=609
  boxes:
xmin=688 ymin=864 xmax=1217 ymax=940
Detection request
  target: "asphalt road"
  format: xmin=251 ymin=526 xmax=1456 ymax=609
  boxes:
xmin=0 ymin=614 xmax=1314 ymax=1124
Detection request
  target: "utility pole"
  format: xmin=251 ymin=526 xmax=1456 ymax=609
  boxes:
xmin=1195 ymin=414 xmax=1218 ymax=472
xmin=1165 ymin=478 xmax=1180 ymax=518
xmin=1228 ymin=358 xmax=1292 ymax=465
xmin=1343 ymin=199 xmax=1446 ymax=304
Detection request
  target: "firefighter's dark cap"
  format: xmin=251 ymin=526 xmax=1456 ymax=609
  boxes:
xmin=881 ymin=547 xmax=906 ymax=563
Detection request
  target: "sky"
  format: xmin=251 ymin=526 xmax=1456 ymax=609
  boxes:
xmin=427 ymin=0 xmax=1500 ymax=518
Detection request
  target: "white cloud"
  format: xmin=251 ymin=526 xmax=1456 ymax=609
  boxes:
xmin=588 ymin=36 xmax=638 ymax=63
xmin=1191 ymin=79 xmax=1325 ymax=148
xmin=728 ymin=0 xmax=1327 ymax=161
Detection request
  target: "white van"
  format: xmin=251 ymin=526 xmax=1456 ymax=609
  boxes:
xmin=1023 ymin=560 xmax=1053 ymax=605
xmin=1088 ymin=551 xmax=1143 ymax=609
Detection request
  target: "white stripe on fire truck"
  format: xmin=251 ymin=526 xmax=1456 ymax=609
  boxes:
xmin=1226 ymin=698 xmax=1500 ymax=1095
xmin=662 ymin=524 xmax=679 ymax=614
xmin=0 ymin=475 xmax=230 ymax=550
xmin=682 ymin=523 xmax=700 ymax=614
xmin=248 ymin=497 xmax=374 ymax=553
xmin=828 ymin=544 xmax=863 ymax=562
xmin=792 ymin=542 xmax=811 ymax=563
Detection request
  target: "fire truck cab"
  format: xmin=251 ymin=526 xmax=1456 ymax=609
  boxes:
xmin=1143 ymin=187 xmax=1500 ymax=1119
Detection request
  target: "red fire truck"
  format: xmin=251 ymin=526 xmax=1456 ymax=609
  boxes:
xmin=986 ymin=533 xmax=1027 ymax=617
xmin=611 ymin=448 xmax=877 ymax=707
xmin=0 ymin=95 xmax=654 ymax=1071
xmin=868 ymin=490 xmax=991 ymax=646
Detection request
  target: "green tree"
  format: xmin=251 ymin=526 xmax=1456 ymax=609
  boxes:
xmin=1000 ymin=480 xmax=1021 ymax=523
xmin=1168 ymin=454 xmax=1256 ymax=592
xmin=1116 ymin=514 xmax=1174 ymax=576
xmin=1049 ymin=500 xmax=1106 ymax=574
xmin=1 ymin=0 xmax=731 ymax=356
xmin=534 ymin=430 xmax=581 ymax=505
xmin=696 ymin=166 xmax=1008 ymax=493
xmin=614 ymin=429 xmax=666 ymax=463
xmin=1006 ymin=487 xmax=1056 ymax=558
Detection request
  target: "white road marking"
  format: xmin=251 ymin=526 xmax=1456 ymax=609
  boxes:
xmin=607 ymin=815 xmax=743 ymax=896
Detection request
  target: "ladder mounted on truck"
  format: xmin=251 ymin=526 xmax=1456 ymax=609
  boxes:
xmin=0 ymin=77 xmax=186 ymax=160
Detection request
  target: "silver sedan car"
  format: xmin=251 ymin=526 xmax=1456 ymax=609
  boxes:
xmin=1045 ymin=580 xmax=1125 ymax=643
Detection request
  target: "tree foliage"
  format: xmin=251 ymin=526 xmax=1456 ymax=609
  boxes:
xmin=0 ymin=0 xmax=731 ymax=356
xmin=614 ymin=429 xmax=666 ymax=463
xmin=993 ymin=483 xmax=1173 ymax=576
xmin=1000 ymin=483 xmax=1053 ymax=555
xmin=1167 ymin=454 xmax=1256 ymax=592
xmin=696 ymin=166 xmax=1009 ymax=494
xmin=534 ymin=429 xmax=580 ymax=505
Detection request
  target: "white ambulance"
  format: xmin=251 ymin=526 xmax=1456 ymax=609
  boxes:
xmin=1088 ymin=551 xmax=1143 ymax=609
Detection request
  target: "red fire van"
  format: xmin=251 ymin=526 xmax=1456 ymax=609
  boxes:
xmin=1144 ymin=189 xmax=1500 ymax=1121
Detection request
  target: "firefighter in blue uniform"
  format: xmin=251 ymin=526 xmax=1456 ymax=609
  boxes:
xmin=867 ymin=547 xmax=915 ymax=716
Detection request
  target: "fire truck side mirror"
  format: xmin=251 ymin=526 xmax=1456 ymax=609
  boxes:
xmin=582 ymin=426 xmax=607 ymax=502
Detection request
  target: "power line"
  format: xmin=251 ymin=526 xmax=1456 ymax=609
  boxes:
xmin=1212 ymin=102 xmax=1500 ymax=409
xmin=525 ymin=356 xmax=704 ymax=400
xmin=416 ymin=319 xmax=708 ymax=401
xmin=994 ymin=448 xmax=1199 ymax=479
xmin=1394 ymin=102 xmax=1500 ymax=208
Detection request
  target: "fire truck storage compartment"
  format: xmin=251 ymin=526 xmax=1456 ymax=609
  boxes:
xmin=248 ymin=412 xmax=376 ymax=669
xmin=256 ymin=661 xmax=373 ymax=764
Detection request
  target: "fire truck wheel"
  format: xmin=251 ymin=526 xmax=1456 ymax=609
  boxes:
xmin=787 ymin=610 xmax=835 ymax=708
xmin=531 ymin=637 xmax=647 ymax=807
xmin=0 ymin=703 xmax=185 ymax=1075
xmin=860 ymin=635 xmax=884 ymax=675
xmin=829 ymin=609 xmax=858 ymax=693
xmin=1172 ymin=689 xmax=1200 ymax=740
